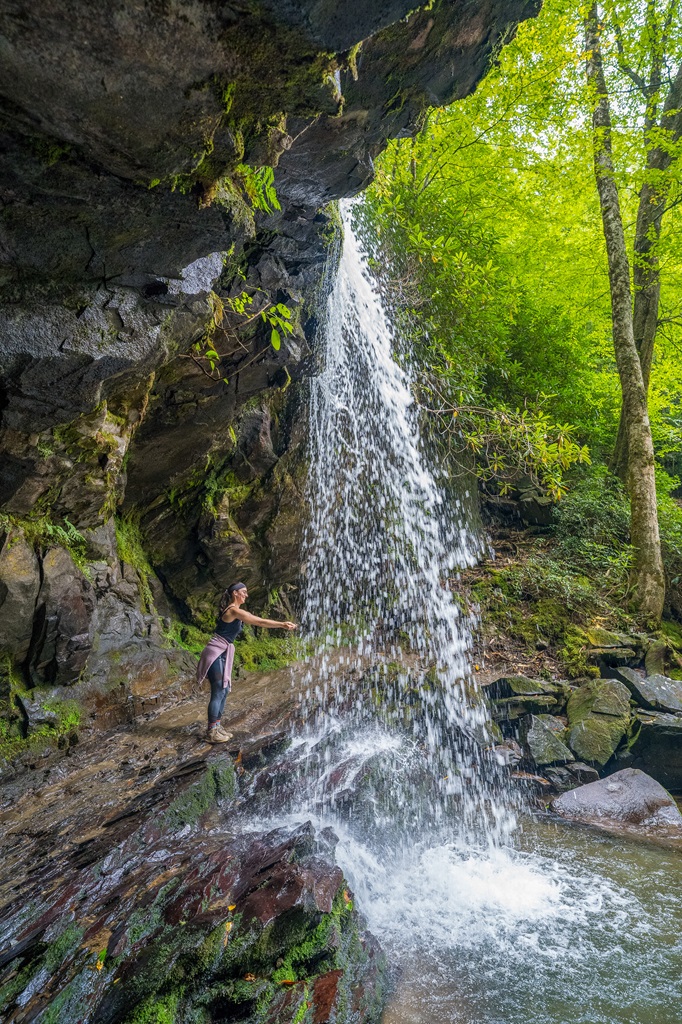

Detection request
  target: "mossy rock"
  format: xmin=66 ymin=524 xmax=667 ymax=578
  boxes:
xmin=583 ymin=626 xmax=632 ymax=649
xmin=487 ymin=675 xmax=566 ymax=700
xmin=567 ymin=716 xmax=629 ymax=767
xmin=567 ymin=679 xmax=631 ymax=724
xmin=522 ymin=715 xmax=573 ymax=766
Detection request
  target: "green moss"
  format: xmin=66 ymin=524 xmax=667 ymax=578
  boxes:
xmin=45 ymin=922 xmax=84 ymax=972
xmin=164 ymin=761 xmax=238 ymax=831
xmin=0 ymin=655 xmax=83 ymax=763
xmin=123 ymin=991 xmax=180 ymax=1024
xmin=235 ymin=625 xmax=301 ymax=673
xmin=115 ymin=512 xmax=155 ymax=612
xmin=163 ymin=620 xmax=207 ymax=657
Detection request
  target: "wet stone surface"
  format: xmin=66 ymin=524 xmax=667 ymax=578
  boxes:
xmin=0 ymin=658 xmax=387 ymax=1024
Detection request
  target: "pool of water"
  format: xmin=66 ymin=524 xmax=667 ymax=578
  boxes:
xmin=367 ymin=818 xmax=682 ymax=1024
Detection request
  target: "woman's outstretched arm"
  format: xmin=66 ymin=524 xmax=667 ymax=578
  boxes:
xmin=229 ymin=607 xmax=297 ymax=630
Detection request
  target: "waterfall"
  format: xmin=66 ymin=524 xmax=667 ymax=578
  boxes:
xmin=243 ymin=201 xmax=682 ymax=1024
xmin=295 ymin=199 xmax=517 ymax=846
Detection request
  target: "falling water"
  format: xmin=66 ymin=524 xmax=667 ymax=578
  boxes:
xmin=295 ymin=199 xmax=516 ymax=845
xmin=244 ymin=201 xmax=682 ymax=1023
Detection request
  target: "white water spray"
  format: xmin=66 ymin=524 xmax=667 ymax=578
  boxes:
xmin=243 ymin=200 xmax=682 ymax=1024
xmin=296 ymin=200 xmax=517 ymax=844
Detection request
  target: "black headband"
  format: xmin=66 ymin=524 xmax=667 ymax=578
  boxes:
xmin=228 ymin=582 xmax=247 ymax=593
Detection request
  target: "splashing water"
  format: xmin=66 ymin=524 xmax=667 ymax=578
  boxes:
xmin=243 ymin=201 xmax=682 ymax=1022
xmin=297 ymin=199 xmax=516 ymax=845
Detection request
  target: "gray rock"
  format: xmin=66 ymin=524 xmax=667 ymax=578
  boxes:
xmin=486 ymin=674 xmax=562 ymax=698
xmin=522 ymin=715 xmax=573 ymax=766
xmin=493 ymin=739 xmax=523 ymax=768
xmin=491 ymin=694 xmax=560 ymax=722
xmin=629 ymin=709 xmax=682 ymax=792
xmin=566 ymin=762 xmax=599 ymax=785
xmin=0 ymin=528 xmax=41 ymax=661
xmin=567 ymin=717 xmax=628 ymax=768
xmin=551 ymin=768 xmax=682 ymax=831
xmin=536 ymin=713 xmax=568 ymax=733
xmin=564 ymin=679 xmax=632 ymax=767
xmin=16 ymin=694 xmax=60 ymax=732
xmin=29 ymin=547 xmax=95 ymax=687
xmin=614 ymin=667 xmax=682 ymax=714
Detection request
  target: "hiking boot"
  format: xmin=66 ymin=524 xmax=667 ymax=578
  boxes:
xmin=215 ymin=725 xmax=233 ymax=742
xmin=206 ymin=724 xmax=228 ymax=744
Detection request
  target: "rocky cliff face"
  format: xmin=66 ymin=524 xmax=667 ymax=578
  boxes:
xmin=0 ymin=0 xmax=539 ymax=752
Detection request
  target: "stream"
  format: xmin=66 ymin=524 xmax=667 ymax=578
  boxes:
xmin=247 ymin=201 xmax=682 ymax=1023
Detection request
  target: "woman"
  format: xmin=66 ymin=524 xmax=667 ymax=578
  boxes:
xmin=196 ymin=582 xmax=297 ymax=744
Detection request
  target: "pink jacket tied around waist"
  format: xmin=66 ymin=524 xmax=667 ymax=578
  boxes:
xmin=197 ymin=636 xmax=236 ymax=692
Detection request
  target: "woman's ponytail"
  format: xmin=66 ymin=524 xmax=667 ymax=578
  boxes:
xmin=219 ymin=582 xmax=247 ymax=615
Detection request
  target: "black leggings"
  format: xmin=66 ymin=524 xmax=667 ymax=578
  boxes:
xmin=207 ymin=654 xmax=227 ymax=724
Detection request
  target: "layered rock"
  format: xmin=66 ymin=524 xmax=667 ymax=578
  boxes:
xmin=0 ymin=670 xmax=385 ymax=1023
xmin=0 ymin=0 xmax=540 ymax=754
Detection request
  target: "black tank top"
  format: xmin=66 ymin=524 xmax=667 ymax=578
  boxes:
xmin=215 ymin=617 xmax=243 ymax=643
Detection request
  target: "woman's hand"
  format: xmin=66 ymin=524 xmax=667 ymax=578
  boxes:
xmin=282 ymin=621 xmax=297 ymax=630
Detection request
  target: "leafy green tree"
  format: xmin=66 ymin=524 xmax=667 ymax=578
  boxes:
xmin=361 ymin=0 xmax=682 ymax=622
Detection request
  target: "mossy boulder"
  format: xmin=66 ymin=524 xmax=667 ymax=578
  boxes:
xmin=491 ymin=694 xmax=560 ymax=722
xmin=521 ymin=715 xmax=573 ymax=766
xmin=487 ymin=675 xmax=569 ymax=722
xmin=567 ymin=678 xmax=631 ymax=723
xmin=568 ymin=716 xmax=629 ymax=768
xmin=565 ymin=679 xmax=632 ymax=767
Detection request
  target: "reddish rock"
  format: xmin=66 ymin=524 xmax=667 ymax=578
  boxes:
xmin=313 ymin=969 xmax=344 ymax=1023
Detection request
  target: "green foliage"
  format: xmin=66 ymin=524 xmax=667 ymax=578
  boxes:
xmin=115 ymin=512 xmax=155 ymax=612
xmin=188 ymin=287 xmax=294 ymax=383
xmin=358 ymin=0 xmax=682 ymax=615
xmin=235 ymin=163 xmax=281 ymax=214
xmin=234 ymin=624 xmax=302 ymax=673
xmin=163 ymin=620 xmax=207 ymax=658
xmin=0 ymin=510 xmax=90 ymax=574
xmin=657 ymin=469 xmax=682 ymax=593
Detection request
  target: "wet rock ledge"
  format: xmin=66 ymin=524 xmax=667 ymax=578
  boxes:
xmin=0 ymin=664 xmax=385 ymax=1024
xmin=0 ymin=2 xmax=542 ymax=1019
xmin=0 ymin=0 xmax=539 ymax=766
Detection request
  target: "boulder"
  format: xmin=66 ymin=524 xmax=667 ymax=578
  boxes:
xmin=587 ymin=647 xmax=637 ymax=668
xmin=491 ymin=694 xmax=560 ymax=721
xmin=551 ymin=768 xmax=682 ymax=831
xmin=543 ymin=759 xmax=601 ymax=794
xmin=629 ymin=710 xmax=682 ymax=792
xmin=486 ymin=674 xmax=564 ymax=699
xmin=644 ymin=638 xmax=670 ymax=677
xmin=567 ymin=717 xmax=628 ymax=768
xmin=614 ymin=666 xmax=682 ymax=715
xmin=567 ymin=678 xmax=631 ymax=722
xmin=521 ymin=715 xmax=573 ymax=766
xmin=567 ymin=762 xmax=600 ymax=785
xmin=493 ymin=739 xmax=523 ymax=767
xmin=487 ymin=675 xmax=568 ymax=723
xmin=583 ymin=626 xmax=626 ymax=648
xmin=565 ymin=679 xmax=631 ymax=767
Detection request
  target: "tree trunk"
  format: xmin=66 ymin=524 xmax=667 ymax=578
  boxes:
xmin=585 ymin=4 xmax=665 ymax=623
xmin=611 ymin=60 xmax=682 ymax=480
